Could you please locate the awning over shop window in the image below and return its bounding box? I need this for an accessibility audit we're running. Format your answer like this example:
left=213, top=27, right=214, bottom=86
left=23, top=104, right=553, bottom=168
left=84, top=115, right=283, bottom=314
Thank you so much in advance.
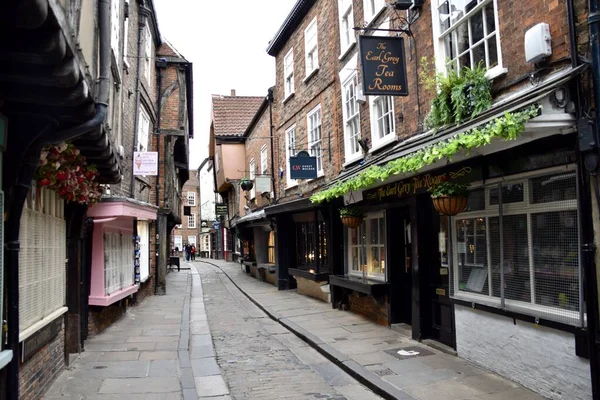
left=232, top=209, right=266, bottom=227
left=87, top=197, right=158, bottom=220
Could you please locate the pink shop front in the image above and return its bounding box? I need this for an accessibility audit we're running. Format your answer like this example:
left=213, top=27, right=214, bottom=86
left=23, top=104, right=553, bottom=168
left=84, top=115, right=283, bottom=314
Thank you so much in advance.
left=86, top=198, right=157, bottom=317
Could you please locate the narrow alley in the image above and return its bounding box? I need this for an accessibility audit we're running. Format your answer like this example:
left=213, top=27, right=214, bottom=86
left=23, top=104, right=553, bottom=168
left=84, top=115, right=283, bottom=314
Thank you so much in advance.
left=44, top=261, right=545, bottom=400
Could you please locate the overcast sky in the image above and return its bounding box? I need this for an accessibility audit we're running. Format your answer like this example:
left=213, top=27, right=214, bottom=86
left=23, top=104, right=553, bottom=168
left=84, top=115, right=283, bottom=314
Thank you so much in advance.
left=153, top=0, right=297, bottom=169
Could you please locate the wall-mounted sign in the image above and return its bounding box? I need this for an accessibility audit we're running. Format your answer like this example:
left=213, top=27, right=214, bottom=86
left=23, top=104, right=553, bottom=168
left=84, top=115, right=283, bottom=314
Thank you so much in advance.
left=215, top=203, right=227, bottom=216
left=290, top=150, right=317, bottom=179
left=133, top=151, right=158, bottom=176
left=359, top=35, right=408, bottom=96
left=201, top=220, right=209, bottom=228
left=21, top=316, right=62, bottom=362
left=364, top=165, right=481, bottom=202
left=256, top=176, right=271, bottom=192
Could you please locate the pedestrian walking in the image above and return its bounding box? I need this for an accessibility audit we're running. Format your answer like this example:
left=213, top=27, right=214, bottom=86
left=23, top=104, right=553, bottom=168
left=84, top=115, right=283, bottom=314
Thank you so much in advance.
left=185, top=243, right=190, bottom=261
left=191, top=245, right=196, bottom=261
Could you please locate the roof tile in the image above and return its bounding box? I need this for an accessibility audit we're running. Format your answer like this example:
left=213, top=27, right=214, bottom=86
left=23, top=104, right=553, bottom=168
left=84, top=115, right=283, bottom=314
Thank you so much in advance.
left=212, top=95, right=264, bottom=137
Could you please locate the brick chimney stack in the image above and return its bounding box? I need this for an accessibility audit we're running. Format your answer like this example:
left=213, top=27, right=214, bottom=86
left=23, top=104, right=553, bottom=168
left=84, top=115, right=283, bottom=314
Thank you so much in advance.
left=230, top=89, right=236, bottom=96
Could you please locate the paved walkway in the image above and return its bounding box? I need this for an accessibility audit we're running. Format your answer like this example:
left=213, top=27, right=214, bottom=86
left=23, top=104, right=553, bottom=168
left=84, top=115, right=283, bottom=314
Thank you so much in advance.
left=44, top=268, right=230, bottom=399
left=200, top=259, right=545, bottom=400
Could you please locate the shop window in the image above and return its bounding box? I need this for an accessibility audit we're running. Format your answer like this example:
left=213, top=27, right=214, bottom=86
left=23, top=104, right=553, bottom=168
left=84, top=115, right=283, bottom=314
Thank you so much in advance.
left=296, top=219, right=328, bottom=272
left=137, top=221, right=150, bottom=282
left=348, top=211, right=386, bottom=281
left=19, top=188, right=66, bottom=333
left=104, top=232, right=134, bottom=295
left=449, top=169, right=581, bottom=326
left=268, top=231, right=275, bottom=264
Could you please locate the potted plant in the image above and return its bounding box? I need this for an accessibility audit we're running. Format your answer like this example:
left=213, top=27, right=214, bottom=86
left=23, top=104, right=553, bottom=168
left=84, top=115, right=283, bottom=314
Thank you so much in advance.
left=240, top=177, right=253, bottom=191
left=428, top=181, right=470, bottom=216
left=339, top=205, right=364, bottom=229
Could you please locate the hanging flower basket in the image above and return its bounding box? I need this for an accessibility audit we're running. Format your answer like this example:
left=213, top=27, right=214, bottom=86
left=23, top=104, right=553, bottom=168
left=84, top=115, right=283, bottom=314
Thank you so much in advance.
left=428, top=182, right=469, bottom=216
left=240, top=178, right=253, bottom=191
left=340, top=206, right=363, bottom=229
left=36, top=142, right=102, bottom=205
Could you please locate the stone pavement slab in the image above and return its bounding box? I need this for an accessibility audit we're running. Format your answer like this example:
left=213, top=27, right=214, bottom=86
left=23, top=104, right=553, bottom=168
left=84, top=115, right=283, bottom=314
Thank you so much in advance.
left=44, top=268, right=230, bottom=400
left=201, top=258, right=547, bottom=400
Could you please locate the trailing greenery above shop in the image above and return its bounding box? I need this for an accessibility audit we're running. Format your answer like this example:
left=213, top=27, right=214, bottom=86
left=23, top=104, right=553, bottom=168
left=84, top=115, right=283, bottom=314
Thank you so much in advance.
left=420, top=58, right=492, bottom=130
left=310, top=104, right=541, bottom=204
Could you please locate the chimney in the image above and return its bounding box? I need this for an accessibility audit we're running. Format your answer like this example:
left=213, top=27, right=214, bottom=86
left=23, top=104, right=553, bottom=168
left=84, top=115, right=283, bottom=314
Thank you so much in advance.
left=230, top=89, right=236, bottom=96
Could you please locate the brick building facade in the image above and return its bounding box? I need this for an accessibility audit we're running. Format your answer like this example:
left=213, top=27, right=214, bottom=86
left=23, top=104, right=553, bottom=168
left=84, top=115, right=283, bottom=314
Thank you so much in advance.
left=172, top=170, right=200, bottom=255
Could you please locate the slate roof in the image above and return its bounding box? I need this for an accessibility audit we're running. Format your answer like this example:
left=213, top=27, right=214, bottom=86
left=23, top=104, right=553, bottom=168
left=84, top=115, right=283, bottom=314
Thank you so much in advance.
left=211, top=95, right=264, bottom=137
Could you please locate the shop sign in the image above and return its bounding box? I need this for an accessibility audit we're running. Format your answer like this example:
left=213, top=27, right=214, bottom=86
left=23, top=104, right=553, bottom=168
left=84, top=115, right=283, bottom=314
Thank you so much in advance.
left=256, top=176, right=271, bottom=192
left=359, top=35, right=408, bottom=96
left=364, top=165, right=480, bottom=202
left=133, top=151, right=158, bottom=176
left=290, top=151, right=317, bottom=179
left=215, top=203, right=227, bottom=216
left=21, top=316, right=62, bottom=362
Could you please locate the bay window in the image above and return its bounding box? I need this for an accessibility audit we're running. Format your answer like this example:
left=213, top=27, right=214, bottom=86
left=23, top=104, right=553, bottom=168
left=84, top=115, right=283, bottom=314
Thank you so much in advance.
left=447, top=168, right=582, bottom=326
left=104, top=232, right=134, bottom=295
left=296, top=214, right=328, bottom=273
left=431, top=0, right=504, bottom=76
left=348, top=211, right=386, bottom=281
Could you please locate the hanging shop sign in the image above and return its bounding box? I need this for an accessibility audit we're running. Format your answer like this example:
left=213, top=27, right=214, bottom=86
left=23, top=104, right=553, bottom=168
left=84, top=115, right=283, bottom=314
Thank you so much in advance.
left=359, top=35, right=408, bottom=96
left=290, top=151, right=317, bottom=179
left=256, top=176, right=271, bottom=192
left=215, top=203, right=227, bottom=216
left=364, top=165, right=481, bottom=202
left=133, top=151, right=158, bottom=176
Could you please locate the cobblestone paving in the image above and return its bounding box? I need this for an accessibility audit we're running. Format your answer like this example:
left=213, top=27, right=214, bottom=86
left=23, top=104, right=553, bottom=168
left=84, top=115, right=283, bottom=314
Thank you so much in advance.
left=197, top=263, right=382, bottom=400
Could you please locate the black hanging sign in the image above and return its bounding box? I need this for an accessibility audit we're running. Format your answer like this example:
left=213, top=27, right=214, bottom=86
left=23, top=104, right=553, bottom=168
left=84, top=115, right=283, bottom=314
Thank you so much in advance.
left=290, top=151, right=317, bottom=179
left=359, top=35, right=409, bottom=96
left=215, top=203, right=228, bottom=216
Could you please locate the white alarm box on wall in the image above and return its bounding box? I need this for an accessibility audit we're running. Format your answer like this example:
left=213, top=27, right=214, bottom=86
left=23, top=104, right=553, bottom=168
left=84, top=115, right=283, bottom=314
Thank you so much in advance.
left=524, top=23, right=552, bottom=63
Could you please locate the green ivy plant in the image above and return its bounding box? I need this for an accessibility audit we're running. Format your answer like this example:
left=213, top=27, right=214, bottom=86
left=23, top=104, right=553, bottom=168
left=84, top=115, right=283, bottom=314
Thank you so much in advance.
left=428, top=182, right=469, bottom=198
left=310, top=104, right=541, bottom=204
left=339, top=205, right=363, bottom=218
left=420, top=58, right=492, bottom=130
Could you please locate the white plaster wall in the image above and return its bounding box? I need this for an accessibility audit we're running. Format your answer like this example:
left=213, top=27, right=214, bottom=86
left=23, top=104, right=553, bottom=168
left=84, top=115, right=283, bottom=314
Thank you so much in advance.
left=455, top=305, right=592, bottom=400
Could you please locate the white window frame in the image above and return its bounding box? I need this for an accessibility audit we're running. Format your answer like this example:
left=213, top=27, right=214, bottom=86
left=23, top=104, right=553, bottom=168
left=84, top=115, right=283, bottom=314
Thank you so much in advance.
left=347, top=211, right=386, bottom=281
left=307, top=105, right=323, bottom=176
left=137, top=107, right=150, bottom=152
left=261, top=144, right=268, bottom=175
left=144, top=25, right=152, bottom=87
left=449, top=166, right=582, bottom=326
left=187, top=191, right=196, bottom=206
left=284, top=49, right=295, bottom=100
left=285, top=125, right=297, bottom=188
left=188, top=213, right=196, bottom=229
left=249, top=158, right=256, bottom=199
left=340, top=54, right=362, bottom=165
left=304, top=18, right=319, bottom=78
left=188, top=235, right=197, bottom=247
left=123, top=0, right=130, bottom=68
left=110, top=0, right=120, bottom=60
left=338, top=0, right=356, bottom=57
left=369, top=94, right=396, bottom=150
left=104, top=231, right=134, bottom=296
left=137, top=221, right=150, bottom=282
left=430, top=0, right=505, bottom=79
left=363, top=0, right=386, bottom=25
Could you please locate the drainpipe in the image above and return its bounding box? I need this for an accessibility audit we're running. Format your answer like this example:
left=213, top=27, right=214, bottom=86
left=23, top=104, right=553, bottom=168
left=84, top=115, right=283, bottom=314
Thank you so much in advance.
left=5, top=0, right=112, bottom=398
left=267, top=88, right=276, bottom=204
left=130, top=4, right=149, bottom=197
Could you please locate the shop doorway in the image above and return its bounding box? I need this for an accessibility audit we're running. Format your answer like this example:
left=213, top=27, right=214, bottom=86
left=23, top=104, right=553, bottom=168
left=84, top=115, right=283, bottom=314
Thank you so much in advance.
left=388, top=207, right=412, bottom=326
left=430, top=215, right=456, bottom=349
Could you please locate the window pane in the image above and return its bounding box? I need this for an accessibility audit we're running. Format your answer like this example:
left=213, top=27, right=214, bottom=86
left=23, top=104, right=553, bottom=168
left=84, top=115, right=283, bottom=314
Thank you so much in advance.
left=490, top=183, right=524, bottom=205
left=487, top=35, right=498, bottom=68
left=484, top=2, right=496, bottom=33
left=370, top=218, right=378, bottom=244
left=533, top=211, right=579, bottom=311
left=466, top=188, right=485, bottom=211
left=379, top=217, right=385, bottom=245
left=530, top=173, right=577, bottom=203
left=503, top=214, right=531, bottom=302
left=471, top=10, right=484, bottom=44
left=472, top=42, right=485, bottom=68
left=456, top=217, right=489, bottom=294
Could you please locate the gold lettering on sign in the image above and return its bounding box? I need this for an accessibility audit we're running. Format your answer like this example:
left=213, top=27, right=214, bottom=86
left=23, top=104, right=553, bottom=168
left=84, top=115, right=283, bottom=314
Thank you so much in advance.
left=364, top=39, right=403, bottom=93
